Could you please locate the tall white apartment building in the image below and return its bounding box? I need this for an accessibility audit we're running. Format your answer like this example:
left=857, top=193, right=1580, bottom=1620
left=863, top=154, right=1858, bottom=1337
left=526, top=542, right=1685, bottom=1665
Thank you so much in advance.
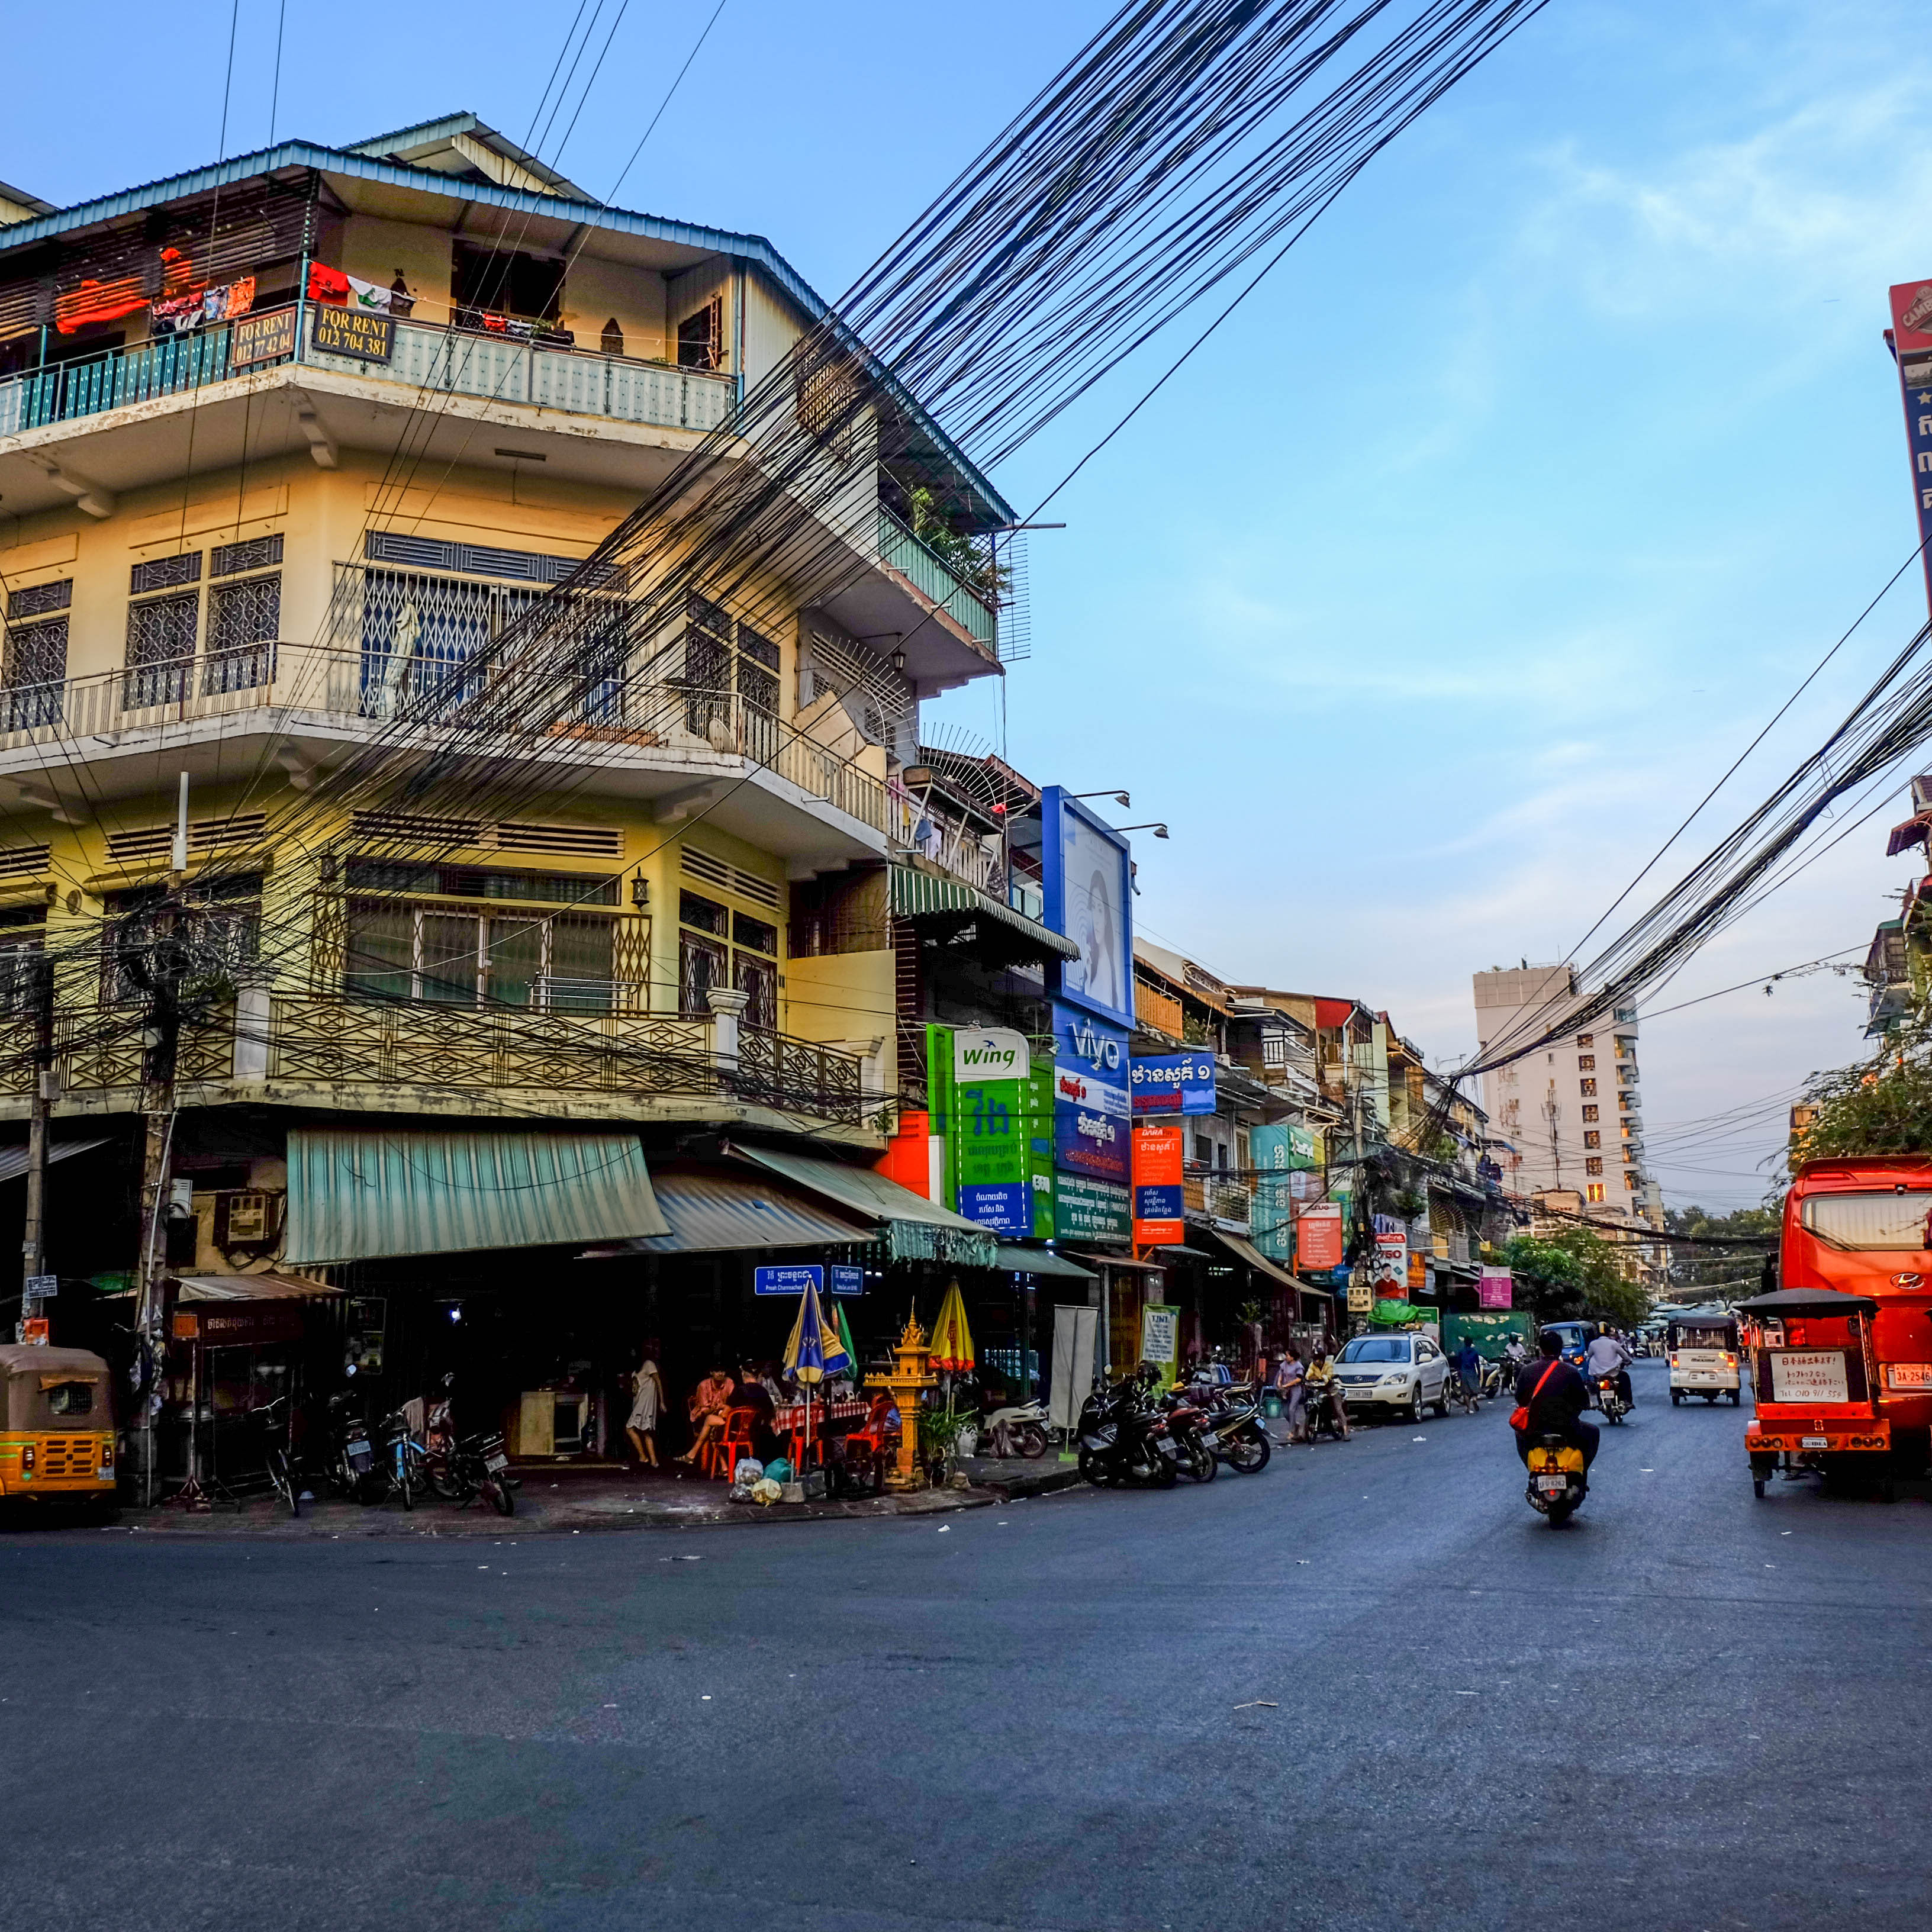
left=1471, top=964, right=1657, bottom=1221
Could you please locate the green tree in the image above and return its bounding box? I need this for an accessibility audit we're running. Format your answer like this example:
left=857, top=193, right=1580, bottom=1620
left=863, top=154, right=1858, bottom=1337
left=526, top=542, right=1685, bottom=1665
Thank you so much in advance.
left=1496, top=1229, right=1651, bottom=1328
left=1793, top=997, right=1932, bottom=1162
left=1663, top=1203, right=1778, bottom=1302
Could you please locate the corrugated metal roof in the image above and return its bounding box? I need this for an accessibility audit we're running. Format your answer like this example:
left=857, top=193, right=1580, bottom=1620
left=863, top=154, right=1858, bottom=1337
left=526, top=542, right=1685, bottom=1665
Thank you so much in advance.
left=0, top=1138, right=112, bottom=1185
left=285, top=1129, right=666, bottom=1264
left=591, top=1167, right=873, bottom=1256
left=890, top=866, right=1080, bottom=961
left=729, top=1142, right=1000, bottom=1268
left=173, top=1272, right=343, bottom=1302
left=991, top=1243, right=1096, bottom=1281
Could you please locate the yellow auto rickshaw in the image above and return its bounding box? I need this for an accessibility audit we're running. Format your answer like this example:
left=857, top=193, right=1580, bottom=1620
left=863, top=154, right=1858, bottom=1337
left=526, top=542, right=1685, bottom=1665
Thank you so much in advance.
left=0, top=1344, right=118, bottom=1508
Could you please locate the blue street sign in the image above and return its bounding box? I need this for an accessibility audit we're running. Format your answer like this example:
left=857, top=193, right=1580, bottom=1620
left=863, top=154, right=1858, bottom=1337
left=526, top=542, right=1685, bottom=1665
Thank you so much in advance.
left=828, top=1265, right=864, bottom=1296
left=754, top=1264, right=823, bottom=1297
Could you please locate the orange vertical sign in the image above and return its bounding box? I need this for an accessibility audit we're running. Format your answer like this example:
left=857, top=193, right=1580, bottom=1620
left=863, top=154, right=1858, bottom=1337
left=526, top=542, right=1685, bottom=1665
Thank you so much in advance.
left=1132, top=1120, right=1185, bottom=1247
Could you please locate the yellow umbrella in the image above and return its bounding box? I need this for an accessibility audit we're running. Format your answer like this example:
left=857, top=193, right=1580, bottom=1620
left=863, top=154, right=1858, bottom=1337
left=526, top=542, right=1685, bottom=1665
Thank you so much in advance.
left=929, top=1279, right=976, bottom=1374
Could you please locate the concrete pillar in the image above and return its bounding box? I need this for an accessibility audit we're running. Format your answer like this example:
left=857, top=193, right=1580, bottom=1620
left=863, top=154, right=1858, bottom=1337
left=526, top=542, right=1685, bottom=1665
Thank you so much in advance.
left=232, top=965, right=280, bottom=1080
left=707, top=985, right=750, bottom=1075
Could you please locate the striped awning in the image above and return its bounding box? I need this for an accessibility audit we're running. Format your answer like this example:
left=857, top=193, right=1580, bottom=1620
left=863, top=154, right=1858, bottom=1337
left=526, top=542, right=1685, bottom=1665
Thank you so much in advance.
left=285, top=1130, right=667, bottom=1264
left=889, top=865, right=1080, bottom=961
left=584, top=1166, right=874, bottom=1256
left=730, top=1141, right=1000, bottom=1268
left=991, top=1243, right=1097, bottom=1281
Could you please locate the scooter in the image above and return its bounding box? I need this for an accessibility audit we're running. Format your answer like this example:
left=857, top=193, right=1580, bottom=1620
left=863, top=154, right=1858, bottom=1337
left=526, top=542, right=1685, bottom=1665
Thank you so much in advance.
left=1199, top=1389, right=1271, bottom=1474
left=1524, top=1432, right=1588, bottom=1526
left=979, top=1397, right=1051, bottom=1460
left=1076, top=1372, right=1184, bottom=1488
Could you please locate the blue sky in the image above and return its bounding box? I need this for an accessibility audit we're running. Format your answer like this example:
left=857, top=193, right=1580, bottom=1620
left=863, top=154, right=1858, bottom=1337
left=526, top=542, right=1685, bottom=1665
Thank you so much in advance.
left=8, top=1, right=1929, bottom=1208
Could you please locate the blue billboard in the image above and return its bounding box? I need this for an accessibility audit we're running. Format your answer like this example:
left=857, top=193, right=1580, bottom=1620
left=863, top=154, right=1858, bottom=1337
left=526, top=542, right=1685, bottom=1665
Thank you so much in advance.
left=1041, top=788, right=1135, bottom=1032
left=1129, top=1049, right=1216, bottom=1117
left=1051, top=1000, right=1130, bottom=1186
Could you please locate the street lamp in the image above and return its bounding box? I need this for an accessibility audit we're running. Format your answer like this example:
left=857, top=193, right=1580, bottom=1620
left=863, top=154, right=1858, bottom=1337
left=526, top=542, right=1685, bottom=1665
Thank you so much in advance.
left=1115, top=822, right=1170, bottom=839
left=1066, top=788, right=1131, bottom=807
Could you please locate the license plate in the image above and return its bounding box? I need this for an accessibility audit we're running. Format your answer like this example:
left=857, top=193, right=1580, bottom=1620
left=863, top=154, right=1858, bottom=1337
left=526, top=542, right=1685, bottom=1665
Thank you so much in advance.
left=1887, top=1363, right=1932, bottom=1390
left=1801, top=1437, right=1827, bottom=1450
left=485, top=1453, right=509, bottom=1473
left=1536, top=1474, right=1566, bottom=1494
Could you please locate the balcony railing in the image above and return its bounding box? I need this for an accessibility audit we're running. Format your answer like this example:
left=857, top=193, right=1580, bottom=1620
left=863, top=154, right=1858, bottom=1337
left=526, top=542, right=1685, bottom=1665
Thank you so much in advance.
left=887, top=789, right=999, bottom=892
left=876, top=507, right=997, bottom=648
left=1134, top=980, right=1186, bottom=1040
left=0, top=994, right=865, bottom=1125
left=0, top=639, right=891, bottom=837
left=0, top=305, right=736, bottom=442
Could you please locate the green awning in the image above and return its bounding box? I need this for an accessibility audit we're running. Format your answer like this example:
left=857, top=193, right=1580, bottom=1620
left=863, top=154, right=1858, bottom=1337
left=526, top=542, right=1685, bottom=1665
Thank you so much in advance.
left=285, top=1129, right=667, bottom=1264
left=890, top=864, right=1080, bottom=961
left=585, top=1166, right=874, bottom=1256
left=729, top=1141, right=1000, bottom=1268
left=991, top=1243, right=1097, bottom=1281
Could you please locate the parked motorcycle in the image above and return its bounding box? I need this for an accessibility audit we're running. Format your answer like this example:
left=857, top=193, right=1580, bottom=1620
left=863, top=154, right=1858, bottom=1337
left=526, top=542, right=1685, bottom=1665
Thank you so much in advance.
left=1161, top=1389, right=1219, bottom=1482
left=979, top=1397, right=1051, bottom=1460
left=1077, top=1371, right=1183, bottom=1488
left=1524, top=1431, right=1589, bottom=1525
left=1198, top=1388, right=1271, bottom=1474
left=447, top=1431, right=517, bottom=1515
left=1477, top=1356, right=1510, bottom=1403
left=324, top=1393, right=385, bottom=1504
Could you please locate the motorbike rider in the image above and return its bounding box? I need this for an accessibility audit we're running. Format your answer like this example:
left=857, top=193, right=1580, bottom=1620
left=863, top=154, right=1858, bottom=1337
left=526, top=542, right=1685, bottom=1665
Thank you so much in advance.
left=1583, top=1327, right=1635, bottom=1412
left=1304, top=1348, right=1350, bottom=1440
left=1514, top=1329, right=1598, bottom=1471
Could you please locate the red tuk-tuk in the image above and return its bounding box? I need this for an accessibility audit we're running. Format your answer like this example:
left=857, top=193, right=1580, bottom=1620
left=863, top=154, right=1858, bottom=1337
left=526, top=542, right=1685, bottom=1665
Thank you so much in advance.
left=1737, top=1287, right=1890, bottom=1499
left=1779, top=1157, right=1932, bottom=1473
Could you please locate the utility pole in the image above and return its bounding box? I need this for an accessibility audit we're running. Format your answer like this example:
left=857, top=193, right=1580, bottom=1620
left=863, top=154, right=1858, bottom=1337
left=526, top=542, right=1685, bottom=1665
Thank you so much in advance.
left=132, top=774, right=191, bottom=1502
left=20, top=948, right=56, bottom=1294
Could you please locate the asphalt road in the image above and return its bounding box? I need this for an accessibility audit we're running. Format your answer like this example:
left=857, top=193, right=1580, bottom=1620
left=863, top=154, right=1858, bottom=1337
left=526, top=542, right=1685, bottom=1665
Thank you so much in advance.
left=3, top=1357, right=1928, bottom=1932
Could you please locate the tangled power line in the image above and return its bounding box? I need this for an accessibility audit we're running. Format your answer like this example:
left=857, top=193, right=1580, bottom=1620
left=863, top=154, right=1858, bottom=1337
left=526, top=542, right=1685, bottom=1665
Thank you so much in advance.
left=8, top=0, right=1560, bottom=1120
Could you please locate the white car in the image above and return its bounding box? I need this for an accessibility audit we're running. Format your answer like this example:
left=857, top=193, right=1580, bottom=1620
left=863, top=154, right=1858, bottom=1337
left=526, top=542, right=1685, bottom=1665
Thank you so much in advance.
left=1332, top=1334, right=1452, bottom=1422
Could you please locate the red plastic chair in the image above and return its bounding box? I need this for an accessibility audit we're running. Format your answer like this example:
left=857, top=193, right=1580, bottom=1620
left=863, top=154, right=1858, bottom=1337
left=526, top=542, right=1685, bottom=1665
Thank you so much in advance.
left=706, top=1412, right=753, bottom=1480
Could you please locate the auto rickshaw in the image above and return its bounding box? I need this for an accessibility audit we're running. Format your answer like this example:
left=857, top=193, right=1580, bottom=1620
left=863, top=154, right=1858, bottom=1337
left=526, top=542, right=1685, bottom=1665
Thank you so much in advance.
left=1667, top=1310, right=1741, bottom=1405
left=0, top=1345, right=118, bottom=1509
left=1735, top=1287, right=1891, bottom=1500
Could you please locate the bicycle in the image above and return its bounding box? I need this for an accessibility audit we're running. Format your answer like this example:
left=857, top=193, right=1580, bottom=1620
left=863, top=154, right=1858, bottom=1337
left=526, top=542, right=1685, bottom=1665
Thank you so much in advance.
left=249, top=1396, right=302, bottom=1518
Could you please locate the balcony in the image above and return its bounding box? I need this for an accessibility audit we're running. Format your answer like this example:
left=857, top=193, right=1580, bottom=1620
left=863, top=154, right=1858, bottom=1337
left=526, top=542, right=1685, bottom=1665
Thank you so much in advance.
left=0, top=305, right=736, bottom=443
left=0, top=993, right=867, bottom=1129
left=875, top=507, right=997, bottom=649
left=1134, top=979, right=1186, bottom=1041
left=1183, top=1172, right=1252, bottom=1231
left=0, top=635, right=893, bottom=845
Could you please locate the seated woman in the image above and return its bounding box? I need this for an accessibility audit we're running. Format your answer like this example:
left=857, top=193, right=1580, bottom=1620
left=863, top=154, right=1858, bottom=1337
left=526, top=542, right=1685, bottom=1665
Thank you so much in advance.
left=676, top=1362, right=736, bottom=1466
left=730, top=1360, right=781, bottom=1464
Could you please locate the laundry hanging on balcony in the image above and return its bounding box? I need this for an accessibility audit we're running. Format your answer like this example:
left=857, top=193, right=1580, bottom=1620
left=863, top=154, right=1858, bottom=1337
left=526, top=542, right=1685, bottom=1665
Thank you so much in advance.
left=306, top=262, right=392, bottom=309
left=54, top=275, right=149, bottom=334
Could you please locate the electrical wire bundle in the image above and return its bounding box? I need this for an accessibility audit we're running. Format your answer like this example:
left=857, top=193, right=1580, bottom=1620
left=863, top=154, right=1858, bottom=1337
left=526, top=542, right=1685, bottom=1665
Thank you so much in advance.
left=5, top=0, right=1557, bottom=1123
left=1468, top=617, right=1932, bottom=1081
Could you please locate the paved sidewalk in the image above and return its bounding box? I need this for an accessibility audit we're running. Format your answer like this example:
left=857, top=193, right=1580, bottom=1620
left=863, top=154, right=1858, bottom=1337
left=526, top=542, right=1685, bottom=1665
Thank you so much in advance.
left=62, top=1456, right=1089, bottom=1540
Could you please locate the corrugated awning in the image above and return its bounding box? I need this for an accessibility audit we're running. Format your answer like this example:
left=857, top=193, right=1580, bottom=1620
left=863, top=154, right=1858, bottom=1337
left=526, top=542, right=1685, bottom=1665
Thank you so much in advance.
left=583, top=1166, right=873, bottom=1256
left=285, top=1130, right=667, bottom=1264
left=1065, top=1250, right=1165, bottom=1274
left=890, top=864, right=1080, bottom=961
left=0, top=1138, right=111, bottom=1184
left=991, top=1243, right=1097, bottom=1281
left=173, top=1272, right=344, bottom=1302
left=729, top=1142, right=1000, bottom=1268
left=1203, top=1227, right=1300, bottom=1292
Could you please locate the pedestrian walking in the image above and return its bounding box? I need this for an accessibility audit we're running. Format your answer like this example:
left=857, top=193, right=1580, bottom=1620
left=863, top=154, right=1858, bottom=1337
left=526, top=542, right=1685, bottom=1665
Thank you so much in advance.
left=624, top=1352, right=665, bottom=1467
left=1277, top=1348, right=1308, bottom=1442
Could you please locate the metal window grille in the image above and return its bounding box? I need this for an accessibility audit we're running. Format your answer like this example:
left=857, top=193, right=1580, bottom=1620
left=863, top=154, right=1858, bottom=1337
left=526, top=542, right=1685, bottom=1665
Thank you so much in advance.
left=130, top=553, right=201, bottom=595
left=124, top=593, right=198, bottom=707
left=1, top=616, right=67, bottom=727
left=212, top=534, right=284, bottom=577
left=7, top=579, right=70, bottom=621
left=206, top=574, right=280, bottom=693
